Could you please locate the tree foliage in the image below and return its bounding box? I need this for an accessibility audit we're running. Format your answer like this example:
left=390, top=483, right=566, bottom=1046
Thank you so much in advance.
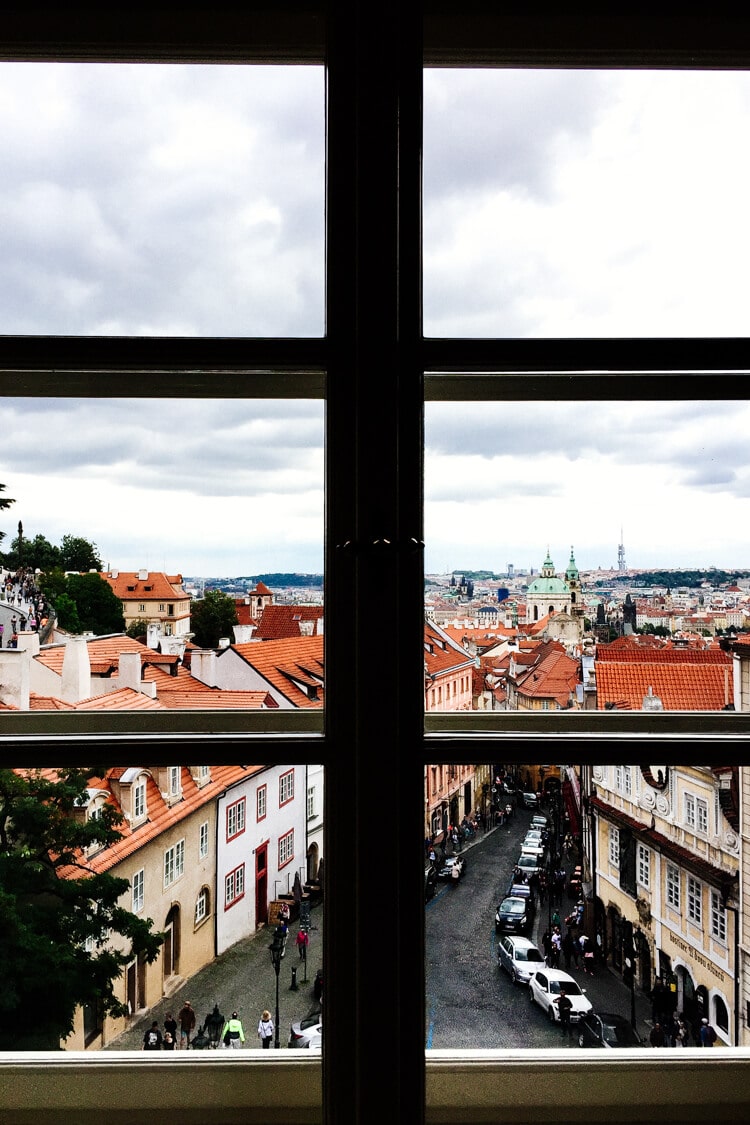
left=190, top=589, right=239, bottom=648
left=65, top=573, right=125, bottom=634
left=0, top=767, right=163, bottom=1049
left=0, top=482, right=15, bottom=546
left=2, top=530, right=102, bottom=573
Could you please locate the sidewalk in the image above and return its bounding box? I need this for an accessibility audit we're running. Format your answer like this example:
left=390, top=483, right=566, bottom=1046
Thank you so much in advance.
left=105, top=904, right=323, bottom=1051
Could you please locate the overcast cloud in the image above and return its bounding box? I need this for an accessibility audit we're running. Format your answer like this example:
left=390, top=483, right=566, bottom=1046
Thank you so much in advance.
left=2, top=65, right=749, bottom=578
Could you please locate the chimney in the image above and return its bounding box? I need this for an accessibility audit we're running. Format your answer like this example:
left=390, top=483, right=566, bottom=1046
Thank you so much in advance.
left=233, top=624, right=257, bottom=644
left=191, top=649, right=218, bottom=687
left=117, top=651, right=143, bottom=692
left=0, top=648, right=31, bottom=710
left=138, top=568, right=148, bottom=581
left=61, top=635, right=91, bottom=703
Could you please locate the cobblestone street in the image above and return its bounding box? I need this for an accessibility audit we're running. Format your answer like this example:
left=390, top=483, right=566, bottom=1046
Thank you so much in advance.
left=105, top=904, right=323, bottom=1051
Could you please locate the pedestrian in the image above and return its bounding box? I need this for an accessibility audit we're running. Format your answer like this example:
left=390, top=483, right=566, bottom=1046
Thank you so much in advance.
left=550, top=928, right=561, bottom=969
left=295, top=927, right=309, bottom=960
left=674, top=1014, right=690, bottom=1047
left=561, top=930, right=574, bottom=972
left=163, top=1030, right=176, bottom=1051
left=142, top=1021, right=163, bottom=1051
left=164, top=1011, right=178, bottom=1043
left=649, top=1022, right=666, bottom=1047
left=541, top=929, right=552, bottom=966
left=578, top=933, right=594, bottom=974
left=178, top=1000, right=196, bottom=1049
left=204, top=1004, right=225, bottom=1048
left=556, top=988, right=573, bottom=1039
left=649, top=976, right=667, bottom=1023
left=221, top=1010, right=246, bottom=1049
left=258, top=1009, right=274, bottom=1049
left=699, top=1017, right=717, bottom=1047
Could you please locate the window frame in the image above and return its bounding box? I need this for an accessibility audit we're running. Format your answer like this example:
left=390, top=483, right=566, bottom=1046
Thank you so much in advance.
left=3, top=7, right=750, bottom=1125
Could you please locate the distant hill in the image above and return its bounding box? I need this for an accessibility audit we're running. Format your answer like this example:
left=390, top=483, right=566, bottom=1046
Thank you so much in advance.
left=248, top=573, right=324, bottom=588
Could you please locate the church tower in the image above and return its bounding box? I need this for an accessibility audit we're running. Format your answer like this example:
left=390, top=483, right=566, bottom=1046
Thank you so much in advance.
left=565, top=546, right=585, bottom=622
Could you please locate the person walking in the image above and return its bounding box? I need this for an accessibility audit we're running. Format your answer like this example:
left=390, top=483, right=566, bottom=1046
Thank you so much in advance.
left=164, top=1011, right=178, bottom=1045
left=555, top=989, right=573, bottom=1039
left=204, top=1004, right=226, bottom=1049
left=295, top=927, right=309, bottom=960
left=649, top=1023, right=666, bottom=1047
left=258, top=1009, right=275, bottom=1049
left=142, top=1021, right=163, bottom=1051
left=221, top=1011, right=246, bottom=1049
left=177, top=1000, right=196, bottom=1049
left=699, top=1017, right=717, bottom=1047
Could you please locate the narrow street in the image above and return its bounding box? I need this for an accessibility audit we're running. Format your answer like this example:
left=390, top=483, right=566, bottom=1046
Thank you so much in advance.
left=425, top=808, right=653, bottom=1049
left=105, top=905, right=323, bottom=1051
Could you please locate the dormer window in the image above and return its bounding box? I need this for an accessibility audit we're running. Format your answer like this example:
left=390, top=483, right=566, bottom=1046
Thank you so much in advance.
left=169, top=766, right=181, bottom=797
left=133, top=777, right=146, bottom=821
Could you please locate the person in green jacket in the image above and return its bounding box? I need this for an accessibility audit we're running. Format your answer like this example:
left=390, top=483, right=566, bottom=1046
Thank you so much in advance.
left=221, top=1011, right=246, bottom=1049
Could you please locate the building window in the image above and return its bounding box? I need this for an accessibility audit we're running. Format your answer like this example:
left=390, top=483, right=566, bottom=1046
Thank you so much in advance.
left=132, top=869, right=144, bottom=913
left=615, top=766, right=632, bottom=797
left=608, top=825, right=620, bottom=866
left=133, top=778, right=146, bottom=820
left=199, top=821, right=209, bottom=859
left=307, top=786, right=316, bottom=818
left=138, top=603, right=145, bottom=612
left=225, top=864, right=245, bottom=909
left=637, top=843, right=650, bottom=889
left=257, top=784, right=267, bottom=821
left=687, top=875, right=703, bottom=926
left=715, top=995, right=729, bottom=1034
left=279, top=829, right=294, bottom=868
left=226, top=798, right=246, bottom=841
left=279, top=769, right=294, bottom=806
left=685, top=793, right=709, bottom=834
left=711, top=889, right=727, bottom=942
left=666, top=863, right=680, bottom=910
left=195, top=887, right=210, bottom=926
left=164, top=840, right=185, bottom=888
left=169, top=767, right=181, bottom=796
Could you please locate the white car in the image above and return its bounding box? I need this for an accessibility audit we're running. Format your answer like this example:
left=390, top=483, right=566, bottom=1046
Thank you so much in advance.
left=528, top=968, right=592, bottom=1024
left=496, top=935, right=545, bottom=984
left=515, top=852, right=542, bottom=878
left=289, top=1013, right=323, bottom=1048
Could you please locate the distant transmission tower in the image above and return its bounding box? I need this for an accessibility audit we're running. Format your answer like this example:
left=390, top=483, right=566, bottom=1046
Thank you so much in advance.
left=617, top=528, right=626, bottom=572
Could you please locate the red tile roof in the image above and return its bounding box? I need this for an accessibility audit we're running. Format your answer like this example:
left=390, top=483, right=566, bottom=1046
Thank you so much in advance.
left=228, top=636, right=324, bottom=707
left=100, top=571, right=186, bottom=600
left=595, top=659, right=734, bottom=710
left=255, top=604, right=324, bottom=640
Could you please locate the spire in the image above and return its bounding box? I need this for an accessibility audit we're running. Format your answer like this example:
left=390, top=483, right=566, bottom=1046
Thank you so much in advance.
left=565, top=546, right=579, bottom=581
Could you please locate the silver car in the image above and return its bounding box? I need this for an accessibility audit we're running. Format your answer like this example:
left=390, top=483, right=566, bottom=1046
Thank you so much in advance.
left=496, top=935, right=545, bottom=984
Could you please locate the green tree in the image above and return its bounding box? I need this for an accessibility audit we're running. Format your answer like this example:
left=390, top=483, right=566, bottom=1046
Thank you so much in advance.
left=65, top=573, right=125, bottom=634
left=0, top=767, right=163, bottom=1049
left=59, top=535, right=103, bottom=572
left=53, top=592, right=82, bottom=634
left=4, top=532, right=60, bottom=572
left=190, top=589, right=239, bottom=648
left=126, top=617, right=150, bottom=641
left=0, top=483, right=16, bottom=549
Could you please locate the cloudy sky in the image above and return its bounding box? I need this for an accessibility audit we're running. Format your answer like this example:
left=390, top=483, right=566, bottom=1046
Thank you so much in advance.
left=2, top=65, right=750, bottom=577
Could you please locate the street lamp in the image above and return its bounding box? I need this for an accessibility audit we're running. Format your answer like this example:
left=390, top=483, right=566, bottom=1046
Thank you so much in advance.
left=269, top=924, right=286, bottom=1048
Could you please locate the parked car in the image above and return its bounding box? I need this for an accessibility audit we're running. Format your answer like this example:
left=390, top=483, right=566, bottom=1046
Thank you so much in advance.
left=289, top=1012, right=323, bottom=1048
left=577, top=1010, right=643, bottom=1049
left=515, top=852, right=542, bottom=878
left=495, top=892, right=536, bottom=935
left=520, top=791, right=539, bottom=809
left=528, top=968, right=592, bottom=1024
left=436, top=855, right=466, bottom=881
left=497, top=935, right=545, bottom=985
left=521, top=834, right=545, bottom=857
left=530, top=814, right=549, bottom=831
left=424, top=862, right=438, bottom=901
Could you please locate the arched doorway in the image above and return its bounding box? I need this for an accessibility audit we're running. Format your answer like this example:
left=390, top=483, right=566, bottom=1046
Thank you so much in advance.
left=163, top=904, right=180, bottom=983
left=307, top=841, right=320, bottom=882
left=634, top=928, right=652, bottom=994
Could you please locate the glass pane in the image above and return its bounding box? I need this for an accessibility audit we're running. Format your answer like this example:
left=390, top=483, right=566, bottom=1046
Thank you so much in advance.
left=424, top=70, right=750, bottom=337
left=425, top=398, right=749, bottom=713
left=0, top=761, right=323, bottom=1053
left=0, top=397, right=323, bottom=713
left=425, top=762, right=740, bottom=1048
left=0, top=63, right=324, bottom=336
